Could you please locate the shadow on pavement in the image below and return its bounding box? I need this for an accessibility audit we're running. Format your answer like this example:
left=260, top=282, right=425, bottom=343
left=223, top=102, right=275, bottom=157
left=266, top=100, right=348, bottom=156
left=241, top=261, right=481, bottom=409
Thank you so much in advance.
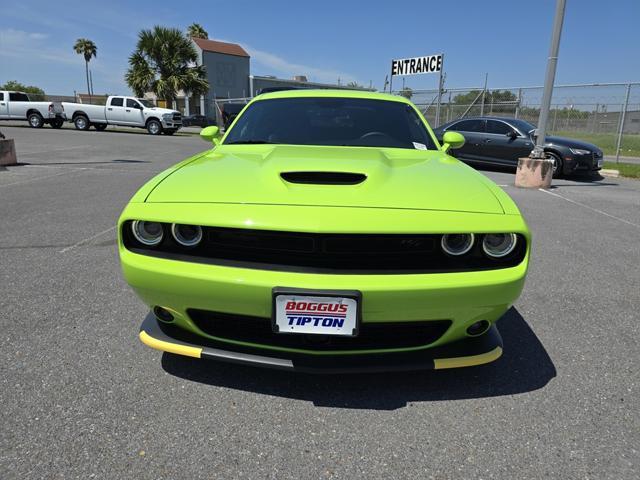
left=162, top=307, right=556, bottom=410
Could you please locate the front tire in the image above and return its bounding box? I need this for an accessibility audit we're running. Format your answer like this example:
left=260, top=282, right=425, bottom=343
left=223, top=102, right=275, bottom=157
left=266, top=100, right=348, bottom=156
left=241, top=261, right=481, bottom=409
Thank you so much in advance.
left=74, top=115, right=90, bottom=131
left=28, top=113, right=44, bottom=128
left=546, top=152, right=564, bottom=179
left=146, top=120, right=162, bottom=135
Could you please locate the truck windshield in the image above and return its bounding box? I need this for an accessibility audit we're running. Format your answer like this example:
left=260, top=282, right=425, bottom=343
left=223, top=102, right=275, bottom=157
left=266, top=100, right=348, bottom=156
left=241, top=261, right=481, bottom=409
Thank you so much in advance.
left=137, top=99, right=156, bottom=108
left=224, top=97, right=436, bottom=150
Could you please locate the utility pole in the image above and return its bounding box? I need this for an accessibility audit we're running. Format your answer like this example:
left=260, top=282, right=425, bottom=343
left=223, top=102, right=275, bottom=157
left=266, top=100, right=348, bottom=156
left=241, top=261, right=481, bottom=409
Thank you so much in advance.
left=480, top=73, right=488, bottom=116
left=516, top=0, right=566, bottom=189
left=435, top=57, right=445, bottom=127
left=531, top=0, right=566, bottom=159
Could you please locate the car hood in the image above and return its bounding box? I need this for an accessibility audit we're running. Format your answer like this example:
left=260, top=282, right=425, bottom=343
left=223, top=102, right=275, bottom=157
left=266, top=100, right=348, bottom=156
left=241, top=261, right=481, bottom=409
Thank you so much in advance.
left=145, top=145, right=505, bottom=214
left=145, top=107, right=179, bottom=116
left=543, top=135, right=600, bottom=151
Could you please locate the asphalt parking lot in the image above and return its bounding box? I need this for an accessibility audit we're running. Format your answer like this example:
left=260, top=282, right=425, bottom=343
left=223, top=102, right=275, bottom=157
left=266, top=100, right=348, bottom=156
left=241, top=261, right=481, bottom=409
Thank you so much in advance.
left=1, top=124, right=638, bottom=479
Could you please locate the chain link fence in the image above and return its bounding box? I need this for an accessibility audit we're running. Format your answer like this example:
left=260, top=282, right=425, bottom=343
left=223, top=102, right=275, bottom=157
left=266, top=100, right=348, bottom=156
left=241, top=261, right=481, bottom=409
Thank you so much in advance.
left=398, top=82, right=640, bottom=162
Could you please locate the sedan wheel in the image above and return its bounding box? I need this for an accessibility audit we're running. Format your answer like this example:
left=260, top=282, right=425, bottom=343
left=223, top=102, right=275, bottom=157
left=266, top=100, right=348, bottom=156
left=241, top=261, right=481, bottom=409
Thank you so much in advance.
left=546, top=152, right=563, bottom=179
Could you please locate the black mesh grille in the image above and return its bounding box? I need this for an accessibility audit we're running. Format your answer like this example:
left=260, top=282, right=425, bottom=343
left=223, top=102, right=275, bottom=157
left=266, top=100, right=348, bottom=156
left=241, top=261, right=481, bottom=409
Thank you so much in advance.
left=123, top=223, right=527, bottom=273
left=188, top=309, right=451, bottom=351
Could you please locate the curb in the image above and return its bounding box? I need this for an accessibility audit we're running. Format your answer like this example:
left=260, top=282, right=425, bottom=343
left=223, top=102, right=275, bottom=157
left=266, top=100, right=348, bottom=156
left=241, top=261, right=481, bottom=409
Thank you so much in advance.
left=600, top=169, right=619, bottom=178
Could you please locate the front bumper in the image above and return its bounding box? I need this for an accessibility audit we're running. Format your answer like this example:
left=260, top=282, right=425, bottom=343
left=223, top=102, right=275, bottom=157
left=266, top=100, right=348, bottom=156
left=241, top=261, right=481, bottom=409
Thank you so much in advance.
left=567, top=152, right=603, bottom=173
left=161, top=119, right=182, bottom=130
left=140, top=312, right=503, bottom=373
left=120, top=203, right=529, bottom=362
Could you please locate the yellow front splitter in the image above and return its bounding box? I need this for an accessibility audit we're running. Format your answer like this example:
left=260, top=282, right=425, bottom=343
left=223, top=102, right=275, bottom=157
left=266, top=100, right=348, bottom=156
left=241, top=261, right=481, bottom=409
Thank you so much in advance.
left=139, top=313, right=503, bottom=373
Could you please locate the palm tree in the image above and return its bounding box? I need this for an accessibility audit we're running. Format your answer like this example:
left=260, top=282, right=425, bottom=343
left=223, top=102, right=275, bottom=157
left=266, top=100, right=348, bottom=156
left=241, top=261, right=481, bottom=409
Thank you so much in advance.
left=187, top=23, right=208, bottom=39
left=125, top=26, right=208, bottom=104
left=73, top=38, right=97, bottom=100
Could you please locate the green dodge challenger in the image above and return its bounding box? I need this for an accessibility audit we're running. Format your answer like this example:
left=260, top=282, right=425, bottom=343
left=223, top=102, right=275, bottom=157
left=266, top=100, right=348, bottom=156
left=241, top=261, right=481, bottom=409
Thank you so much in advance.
left=118, top=89, right=530, bottom=373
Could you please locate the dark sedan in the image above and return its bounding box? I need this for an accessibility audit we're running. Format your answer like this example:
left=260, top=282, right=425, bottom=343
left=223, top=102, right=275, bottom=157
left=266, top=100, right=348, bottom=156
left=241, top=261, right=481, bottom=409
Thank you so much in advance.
left=182, top=114, right=209, bottom=128
left=433, top=117, right=603, bottom=178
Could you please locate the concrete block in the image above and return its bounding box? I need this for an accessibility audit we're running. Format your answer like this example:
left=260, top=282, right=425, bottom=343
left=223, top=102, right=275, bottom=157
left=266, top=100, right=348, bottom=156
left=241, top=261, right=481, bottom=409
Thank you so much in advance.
left=0, top=138, right=17, bottom=166
left=515, top=157, right=553, bottom=189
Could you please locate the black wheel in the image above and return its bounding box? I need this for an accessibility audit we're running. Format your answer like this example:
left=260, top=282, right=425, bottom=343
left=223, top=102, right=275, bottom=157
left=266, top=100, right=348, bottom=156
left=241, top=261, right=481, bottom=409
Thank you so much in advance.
left=146, top=119, right=162, bottom=135
left=28, top=112, right=44, bottom=128
left=546, top=151, right=563, bottom=179
left=163, top=129, right=176, bottom=136
left=50, top=119, right=64, bottom=129
left=74, top=115, right=90, bottom=131
left=94, top=123, right=107, bottom=131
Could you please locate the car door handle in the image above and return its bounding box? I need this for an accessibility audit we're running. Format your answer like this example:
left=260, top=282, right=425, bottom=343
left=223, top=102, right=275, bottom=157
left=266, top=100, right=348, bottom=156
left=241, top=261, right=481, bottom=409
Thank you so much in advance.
left=484, top=139, right=492, bottom=143
left=126, top=109, right=131, bottom=112
left=107, top=108, right=113, bottom=111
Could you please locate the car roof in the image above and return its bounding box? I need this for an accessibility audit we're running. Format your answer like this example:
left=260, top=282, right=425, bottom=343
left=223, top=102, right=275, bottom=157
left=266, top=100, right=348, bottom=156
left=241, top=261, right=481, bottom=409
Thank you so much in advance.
left=449, top=116, right=533, bottom=123
left=255, top=88, right=410, bottom=104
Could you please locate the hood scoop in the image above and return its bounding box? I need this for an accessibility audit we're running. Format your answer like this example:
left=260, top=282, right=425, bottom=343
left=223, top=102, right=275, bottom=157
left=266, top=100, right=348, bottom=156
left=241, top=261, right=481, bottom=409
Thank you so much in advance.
left=280, top=171, right=367, bottom=185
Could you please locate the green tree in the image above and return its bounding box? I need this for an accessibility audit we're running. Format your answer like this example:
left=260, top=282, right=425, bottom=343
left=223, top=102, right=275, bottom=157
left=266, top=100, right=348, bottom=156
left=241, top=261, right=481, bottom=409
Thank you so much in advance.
left=187, top=23, right=208, bottom=39
left=0, top=80, right=45, bottom=100
left=73, top=38, right=97, bottom=99
left=125, top=26, right=209, bottom=102
left=398, top=87, right=413, bottom=99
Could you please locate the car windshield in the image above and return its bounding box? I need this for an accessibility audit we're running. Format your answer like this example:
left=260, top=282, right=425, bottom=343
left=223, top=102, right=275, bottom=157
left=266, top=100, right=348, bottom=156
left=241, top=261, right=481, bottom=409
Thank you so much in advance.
left=137, top=99, right=156, bottom=108
left=510, top=119, right=536, bottom=134
left=223, top=97, right=437, bottom=150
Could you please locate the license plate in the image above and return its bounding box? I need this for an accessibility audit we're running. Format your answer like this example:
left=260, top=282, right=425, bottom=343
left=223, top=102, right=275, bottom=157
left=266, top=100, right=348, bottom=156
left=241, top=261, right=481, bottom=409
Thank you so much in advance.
left=597, top=158, right=603, bottom=168
left=272, top=289, right=360, bottom=337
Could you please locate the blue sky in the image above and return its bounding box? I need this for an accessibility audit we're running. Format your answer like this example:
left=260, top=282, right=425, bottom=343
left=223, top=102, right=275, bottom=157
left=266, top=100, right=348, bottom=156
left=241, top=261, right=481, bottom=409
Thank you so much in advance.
left=1, top=0, right=638, bottom=95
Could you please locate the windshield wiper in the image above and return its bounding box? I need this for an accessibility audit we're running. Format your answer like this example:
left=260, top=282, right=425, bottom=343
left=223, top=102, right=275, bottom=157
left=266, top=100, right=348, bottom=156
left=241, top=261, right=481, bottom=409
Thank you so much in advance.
left=225, top=139, right=275, bottom=145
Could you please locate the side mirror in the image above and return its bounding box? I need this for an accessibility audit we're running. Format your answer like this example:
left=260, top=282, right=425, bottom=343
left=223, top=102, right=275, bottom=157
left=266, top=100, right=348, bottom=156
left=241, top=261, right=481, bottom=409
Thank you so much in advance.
left=200, top=125, right=221, bottom=145
left=441, top=131, right=465, bottom=152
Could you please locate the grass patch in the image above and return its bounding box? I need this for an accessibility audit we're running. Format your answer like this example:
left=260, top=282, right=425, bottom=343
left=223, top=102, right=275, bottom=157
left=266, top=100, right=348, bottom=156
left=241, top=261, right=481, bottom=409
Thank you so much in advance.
left=603, top=161, right=640, bottom=179
left=552, top=131, right=640, bottom=157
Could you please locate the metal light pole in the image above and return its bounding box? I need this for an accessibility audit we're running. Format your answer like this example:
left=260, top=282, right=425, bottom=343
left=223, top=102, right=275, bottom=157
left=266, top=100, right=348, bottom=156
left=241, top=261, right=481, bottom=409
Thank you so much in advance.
left=516, top=0, right=567, bottom=188
left=531, top=0, right=567, bottom=159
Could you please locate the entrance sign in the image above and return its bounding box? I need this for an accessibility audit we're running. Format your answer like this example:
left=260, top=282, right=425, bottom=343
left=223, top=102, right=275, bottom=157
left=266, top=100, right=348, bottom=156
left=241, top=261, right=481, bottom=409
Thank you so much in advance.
left=391, top=54, right=442, bottom=76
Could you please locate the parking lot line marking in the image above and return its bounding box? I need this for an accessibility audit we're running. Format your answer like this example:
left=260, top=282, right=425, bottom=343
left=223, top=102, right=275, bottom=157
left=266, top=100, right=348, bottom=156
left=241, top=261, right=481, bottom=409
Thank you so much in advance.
left=0, top=169, right=87, bottom=188
left=19, top=146, right=90, bottom=156
left=59, top=226, right=116, bottom=253
left=539, top=188, right=639, bottom=229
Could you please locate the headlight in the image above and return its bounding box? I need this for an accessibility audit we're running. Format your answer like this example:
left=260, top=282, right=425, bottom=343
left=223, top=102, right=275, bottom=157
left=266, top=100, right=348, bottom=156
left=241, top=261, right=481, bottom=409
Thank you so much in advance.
left=482, top=233, right=517, bottom=258
left=441, top=233, right=474, bottom=256
left=171, top=224, right=203, bottom=247
left=162, top=113, right=173, bottom=119
left=131, top=220, right=164, bottom=246
left=569, top=148, right=591, bottom=155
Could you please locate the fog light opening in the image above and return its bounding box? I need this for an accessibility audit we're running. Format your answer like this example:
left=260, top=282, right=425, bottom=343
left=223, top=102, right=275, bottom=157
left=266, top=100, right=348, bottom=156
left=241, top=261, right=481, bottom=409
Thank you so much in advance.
left=153, top=306, right=174, bottom=323
left=466, top=320, right=490, bottom=337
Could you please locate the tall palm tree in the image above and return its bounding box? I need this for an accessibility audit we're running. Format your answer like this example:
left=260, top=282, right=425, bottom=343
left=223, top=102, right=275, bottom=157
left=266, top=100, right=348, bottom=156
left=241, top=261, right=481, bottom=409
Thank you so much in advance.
left=187, top=23, right=208, bottom=39
left=125, top=26, right=208, bottom=104
left=73, top=38, right=97, bottom=100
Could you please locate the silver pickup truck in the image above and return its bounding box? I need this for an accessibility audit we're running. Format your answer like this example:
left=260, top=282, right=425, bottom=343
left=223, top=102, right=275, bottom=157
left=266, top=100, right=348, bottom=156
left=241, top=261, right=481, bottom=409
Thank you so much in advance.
left=0, top=91, right=67, bottom=128
left=62, top=96, right=182, bottom=135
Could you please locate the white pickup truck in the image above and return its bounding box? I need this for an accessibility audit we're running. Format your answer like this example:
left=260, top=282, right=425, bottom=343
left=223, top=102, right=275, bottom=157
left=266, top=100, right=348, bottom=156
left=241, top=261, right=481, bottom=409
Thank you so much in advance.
left=62, top=96, right=182, bottom=135
left=0, top=91, right=67, bottom=128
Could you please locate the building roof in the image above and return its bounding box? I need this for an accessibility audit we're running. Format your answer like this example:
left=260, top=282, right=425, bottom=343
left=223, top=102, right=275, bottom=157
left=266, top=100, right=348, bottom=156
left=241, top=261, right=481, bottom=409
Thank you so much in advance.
left=192, top=38, right=249, bottom=58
